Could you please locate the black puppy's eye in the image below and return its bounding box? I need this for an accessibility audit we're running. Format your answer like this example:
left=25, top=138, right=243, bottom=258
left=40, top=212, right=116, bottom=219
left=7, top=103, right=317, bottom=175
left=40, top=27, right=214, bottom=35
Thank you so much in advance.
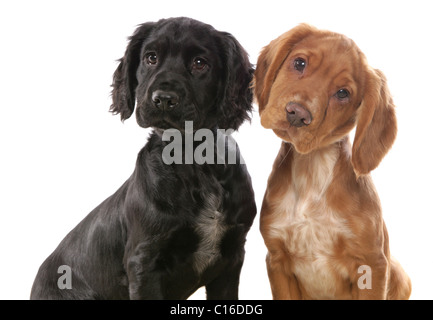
left=145, top=52, right=158, bottom=65
left=192, top=57, right=208, bottom=71
left=294, top=58, right=306, bottom=72
left=336, top=89, right=350, bottom=100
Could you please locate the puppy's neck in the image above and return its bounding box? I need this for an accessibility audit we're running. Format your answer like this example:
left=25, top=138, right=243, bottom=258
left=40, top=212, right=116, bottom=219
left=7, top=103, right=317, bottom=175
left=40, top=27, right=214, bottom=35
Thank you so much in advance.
left=279, top=137, right=352, bottom=196
left=293, top=143, right=338, bottom=195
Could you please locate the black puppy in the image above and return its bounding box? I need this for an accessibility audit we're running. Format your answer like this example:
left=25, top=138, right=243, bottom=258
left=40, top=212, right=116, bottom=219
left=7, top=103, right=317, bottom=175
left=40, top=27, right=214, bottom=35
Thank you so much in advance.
left=30, top=17, right=256, bottom=300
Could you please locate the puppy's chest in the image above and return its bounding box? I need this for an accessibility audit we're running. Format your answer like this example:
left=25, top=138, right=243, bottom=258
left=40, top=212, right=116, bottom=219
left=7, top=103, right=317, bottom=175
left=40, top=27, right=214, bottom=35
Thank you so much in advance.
left=268, top=147, right=353, bottom=297
left=274, top=149, right=351, bottom=258
left=272, top=188, right=353, bottom=298
left=193, top=193, right=228, bottom=274
left=274, top=186, right=342, bottom=250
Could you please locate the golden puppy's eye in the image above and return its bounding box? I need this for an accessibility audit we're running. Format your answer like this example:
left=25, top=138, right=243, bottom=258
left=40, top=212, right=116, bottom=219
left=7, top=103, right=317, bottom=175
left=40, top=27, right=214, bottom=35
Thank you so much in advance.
left=294, top=58, right=306, bottom=72
left=336, top=89, right=350, bottom=100
left=145, top=52, right=158, bottom=65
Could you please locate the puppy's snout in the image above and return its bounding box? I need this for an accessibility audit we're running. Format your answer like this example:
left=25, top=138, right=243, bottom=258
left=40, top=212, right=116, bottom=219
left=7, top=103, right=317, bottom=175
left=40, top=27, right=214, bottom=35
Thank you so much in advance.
left=285, top=102, right=312, bottom=127
left=152, top=90, right=179, bottom=110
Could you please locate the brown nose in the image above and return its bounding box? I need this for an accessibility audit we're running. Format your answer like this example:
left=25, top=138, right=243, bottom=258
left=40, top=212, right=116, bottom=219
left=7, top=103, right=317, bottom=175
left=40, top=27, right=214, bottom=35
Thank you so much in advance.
left=285, top=102, right=312, bottom=127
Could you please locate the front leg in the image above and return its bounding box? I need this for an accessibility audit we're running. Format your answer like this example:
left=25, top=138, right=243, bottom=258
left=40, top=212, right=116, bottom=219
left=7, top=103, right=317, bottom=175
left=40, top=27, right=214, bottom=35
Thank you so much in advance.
left=125, top=227, right=199, bottom=299
left=126, top=249, right=199, bottom=300
left=353, top=254, right=389, bottom=300
left=266, top=252, right=302, bottom=300
left=206, top=260, right=243, bottom=300
left=126, top=248, right=165, bottom=300
left=205, top=223, right=252, bottom=300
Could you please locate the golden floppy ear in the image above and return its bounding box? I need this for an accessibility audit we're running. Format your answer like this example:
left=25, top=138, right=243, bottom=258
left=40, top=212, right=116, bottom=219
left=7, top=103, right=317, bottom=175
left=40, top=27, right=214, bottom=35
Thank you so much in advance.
left=253, top=23, right=317, bottom=113
left=352, top=68, right=397, bottom=176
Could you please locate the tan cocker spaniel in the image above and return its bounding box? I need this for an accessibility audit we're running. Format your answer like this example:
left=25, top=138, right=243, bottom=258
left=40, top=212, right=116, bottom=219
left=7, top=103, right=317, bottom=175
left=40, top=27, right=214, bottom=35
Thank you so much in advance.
left=254, top=24, right=411, bottom=300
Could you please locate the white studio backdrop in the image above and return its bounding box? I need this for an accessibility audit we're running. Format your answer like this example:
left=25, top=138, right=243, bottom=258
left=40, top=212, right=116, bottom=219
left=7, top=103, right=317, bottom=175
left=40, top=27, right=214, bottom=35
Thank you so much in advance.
left=0, top=0, right=432, bottom=300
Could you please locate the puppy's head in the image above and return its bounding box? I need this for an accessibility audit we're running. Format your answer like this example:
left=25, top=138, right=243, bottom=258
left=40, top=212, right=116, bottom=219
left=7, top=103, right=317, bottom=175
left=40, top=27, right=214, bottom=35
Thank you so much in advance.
left=254, top=24, right=397, bottom=175
left=110, top=17, right=253, bottom=131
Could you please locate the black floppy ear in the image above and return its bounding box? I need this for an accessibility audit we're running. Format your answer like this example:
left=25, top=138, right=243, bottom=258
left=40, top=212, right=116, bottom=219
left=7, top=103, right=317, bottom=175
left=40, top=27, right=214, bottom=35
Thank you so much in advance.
left=217, top=32, right=254, bottom=131
left=110, top=22, right=155, bottom=121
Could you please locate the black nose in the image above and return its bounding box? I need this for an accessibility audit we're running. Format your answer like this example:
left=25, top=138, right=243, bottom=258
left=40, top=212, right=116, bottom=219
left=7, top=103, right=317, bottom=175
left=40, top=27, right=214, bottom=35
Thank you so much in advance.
left=285, top=102, right=312, bottom=127
left=152, top=90, right=179, bottom=110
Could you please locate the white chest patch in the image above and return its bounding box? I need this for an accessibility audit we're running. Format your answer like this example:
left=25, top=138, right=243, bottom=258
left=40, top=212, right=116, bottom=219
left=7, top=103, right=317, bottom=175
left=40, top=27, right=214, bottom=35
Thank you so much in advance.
left=268, top=145, right=353, bottom=299
left=193, top=193, right=227, bottom=274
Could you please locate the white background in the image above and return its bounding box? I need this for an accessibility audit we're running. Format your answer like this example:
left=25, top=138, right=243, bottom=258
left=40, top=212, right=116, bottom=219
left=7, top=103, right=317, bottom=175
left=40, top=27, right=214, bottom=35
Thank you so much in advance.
left=1, top=0, right=432, bottom=300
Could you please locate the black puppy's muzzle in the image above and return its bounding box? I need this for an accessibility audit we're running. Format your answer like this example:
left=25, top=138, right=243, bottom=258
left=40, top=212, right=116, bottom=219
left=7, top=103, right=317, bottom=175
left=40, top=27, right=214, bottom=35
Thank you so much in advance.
left=136, top=71, right=194, bottom=129
left=152, top=90, right=179, bottom=111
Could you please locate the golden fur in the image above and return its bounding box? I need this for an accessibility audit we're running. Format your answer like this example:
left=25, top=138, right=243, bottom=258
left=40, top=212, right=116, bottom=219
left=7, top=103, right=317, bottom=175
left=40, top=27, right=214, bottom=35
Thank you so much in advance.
left=254, top=24, right=411, bottom=299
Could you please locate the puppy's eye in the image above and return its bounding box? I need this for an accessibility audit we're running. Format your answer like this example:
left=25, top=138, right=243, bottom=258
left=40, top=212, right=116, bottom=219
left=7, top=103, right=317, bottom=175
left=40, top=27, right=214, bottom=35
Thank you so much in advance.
left=294, top=58, right=306, bottom=72
left=145, top=52, right=158, bottom=65
left=336, top=89, right=350, bottom=100
left=192, top=57, right=208, bottom=71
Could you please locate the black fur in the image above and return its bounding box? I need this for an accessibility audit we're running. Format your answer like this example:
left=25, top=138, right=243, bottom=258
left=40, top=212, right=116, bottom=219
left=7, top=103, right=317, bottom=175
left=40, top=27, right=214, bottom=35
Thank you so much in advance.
left=30, top=17, right=256, bottom=300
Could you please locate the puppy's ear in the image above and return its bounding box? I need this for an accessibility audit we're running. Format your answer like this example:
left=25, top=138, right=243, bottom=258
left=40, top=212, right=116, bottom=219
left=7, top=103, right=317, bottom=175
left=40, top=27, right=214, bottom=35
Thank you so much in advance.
left=352, top=68, right=397, bottom=176
left=110, top=22, right=155, bottom=121
left=217, top=32, right=254, bottom=131
left=254, top=23, right=316, bottom=113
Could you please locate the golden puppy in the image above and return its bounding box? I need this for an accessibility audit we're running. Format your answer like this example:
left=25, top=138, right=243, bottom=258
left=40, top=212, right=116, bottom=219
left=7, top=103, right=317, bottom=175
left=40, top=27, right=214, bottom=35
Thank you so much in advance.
left=254, top=24, right=411, bottom=300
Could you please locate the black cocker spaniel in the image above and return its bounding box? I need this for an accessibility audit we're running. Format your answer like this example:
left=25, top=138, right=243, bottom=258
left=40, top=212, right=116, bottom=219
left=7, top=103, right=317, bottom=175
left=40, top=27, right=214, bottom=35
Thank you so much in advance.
left=31, top=17, right=256, bottom=300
